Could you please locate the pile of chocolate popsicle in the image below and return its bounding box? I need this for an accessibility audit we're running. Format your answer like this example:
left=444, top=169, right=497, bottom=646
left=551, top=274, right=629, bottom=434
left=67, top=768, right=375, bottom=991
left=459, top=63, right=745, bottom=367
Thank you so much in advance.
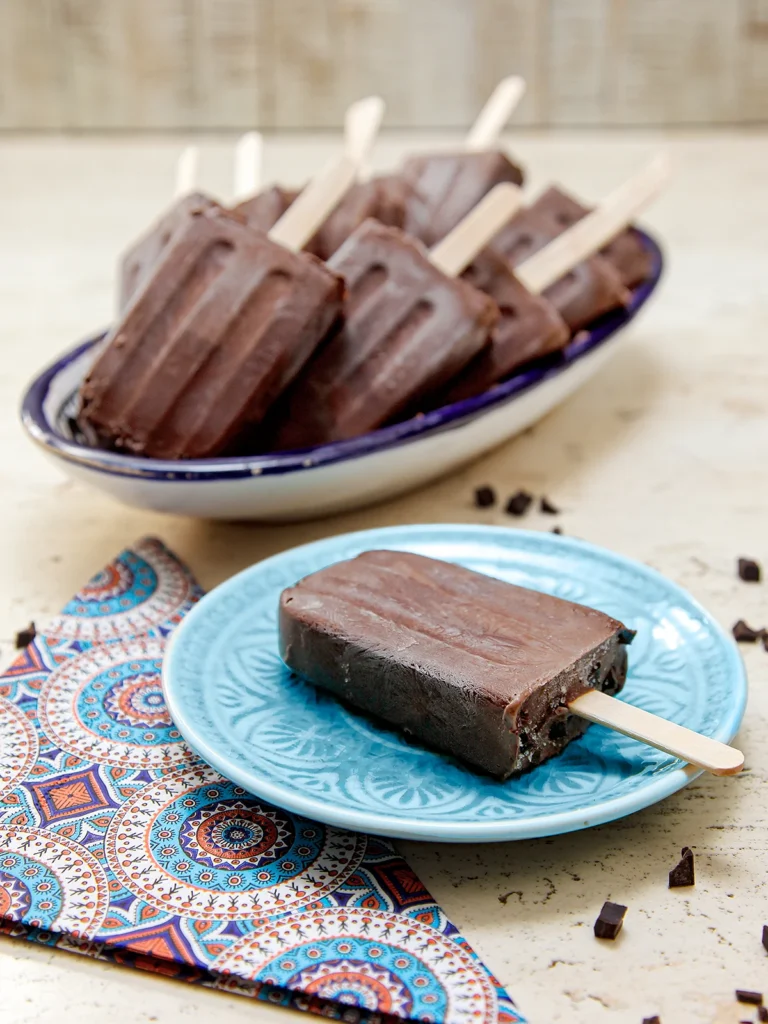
left=78, top=78, right=668, bottom=461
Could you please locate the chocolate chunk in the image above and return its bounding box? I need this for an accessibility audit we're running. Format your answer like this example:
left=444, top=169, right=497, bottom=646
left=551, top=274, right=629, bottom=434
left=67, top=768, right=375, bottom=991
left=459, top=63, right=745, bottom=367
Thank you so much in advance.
left=552, top=526, right=563, bottom=535
left=642, top=1017, right=661, bottom=1024
left=732, top=620, right=763, bottom=643
left=736, top=990, right=764, bottom=1006
left=763, top=924, right=768, bottom=953
left=474, top=485, right=497, bottom=508
left=618, top=628, right=637, bottom=645
left=14, top=622, right=36, bottom=649
left=505, top=490, right=533, bottom=516
left=759, top=1007, right=768, bottom=1022
left=594, top=901, right=627, bottom=939
left=738, top=558, right=762, bottom=583
left=668, top=846, right=695, bottom=888
left=540, top=496, right=560, bottom=514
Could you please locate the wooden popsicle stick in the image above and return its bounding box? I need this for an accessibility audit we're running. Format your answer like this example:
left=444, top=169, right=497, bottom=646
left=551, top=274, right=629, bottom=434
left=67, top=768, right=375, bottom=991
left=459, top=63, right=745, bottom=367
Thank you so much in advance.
left=429, top=183, right=523, bottom=277
left=570, top=689, right=744, bottom=776
left=516, top=153, right=671, bottom=295
left=232, top=131, right=263, bottom=202
left=344, top=95, right=385, bottom=180
left=465, top=76, right=526, bottom=152
left=173, top=145, right=199, bottom=200
left=268, top=155, right=359, bottom=253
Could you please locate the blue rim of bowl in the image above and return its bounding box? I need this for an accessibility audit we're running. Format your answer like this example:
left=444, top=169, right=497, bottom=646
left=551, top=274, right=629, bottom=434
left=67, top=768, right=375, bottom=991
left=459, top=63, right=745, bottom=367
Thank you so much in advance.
left=21, top=231, right=662, bottom=482
left=162, top=524, right=747, bottom=842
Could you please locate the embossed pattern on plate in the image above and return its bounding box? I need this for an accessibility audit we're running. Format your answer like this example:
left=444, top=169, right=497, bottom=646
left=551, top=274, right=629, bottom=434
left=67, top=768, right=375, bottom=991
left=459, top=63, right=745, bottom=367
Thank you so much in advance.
left=163, top=526, right=746, bottom=842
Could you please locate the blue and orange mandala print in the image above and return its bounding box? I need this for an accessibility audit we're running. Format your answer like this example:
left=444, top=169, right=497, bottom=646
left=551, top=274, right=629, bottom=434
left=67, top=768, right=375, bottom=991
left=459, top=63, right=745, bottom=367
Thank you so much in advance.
left=0, top=537, right=525, bottom=1024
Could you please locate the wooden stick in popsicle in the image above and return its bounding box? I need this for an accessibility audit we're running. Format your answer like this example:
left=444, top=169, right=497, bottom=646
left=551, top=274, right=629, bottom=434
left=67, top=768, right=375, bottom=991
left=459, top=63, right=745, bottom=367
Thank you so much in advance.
left=429, top=182, right=524, bottom=277
left=344, top=95, right=385, bottom=181
left=173, top=145, right=199, bottom=200
left=232, top=131, right=263, bottom=203
left=267, top=154, right=359, bottom=253
left=516, top=153, right=671, bottom=295
left=465, top=75, right=527, bottom=152
left=570, top=689, right=743, bottom=776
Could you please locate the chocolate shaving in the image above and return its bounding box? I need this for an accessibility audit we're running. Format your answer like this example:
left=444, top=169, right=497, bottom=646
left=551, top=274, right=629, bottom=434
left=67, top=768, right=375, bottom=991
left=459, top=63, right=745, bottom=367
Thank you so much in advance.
left=738, top=558, right=762, bottom=582
left=732, top=620, right=763, bottom=643
left=668, top=847, right=695, bottom=888
left=736, top=990, right=764, bottom=1005
left=642, top=1017, right=661, bottom=1024
left=763, top=924, right=768, bottom=953
left=759, top=1007, right=768, bottom=1022
left=552, top=526, right=563, bottom=535
left=594, top=900, right=627, bottom=939
left=540, top=496, right=560, bottom=514
left=505, top=490, right=533, bottom=516
left=474, top=485, right=497, bottom=509
left=14, top=622, right=36, bottom=649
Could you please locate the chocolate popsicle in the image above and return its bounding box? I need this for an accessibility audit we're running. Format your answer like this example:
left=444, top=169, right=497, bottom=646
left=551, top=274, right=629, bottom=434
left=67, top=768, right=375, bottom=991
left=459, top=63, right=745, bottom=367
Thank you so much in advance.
left=119, top=146, right=220, bottom=310
left=439, top=157, right=670, bottom=402
left=401, top=77, right=526, bottom=246
left=528, top=185, right=653, bottom=288
left=234, top=185, right=300, bottom=233
left=269, top=222, right=496, bottom=449
left=402, top=151, right=523, bottom=247
left=119, top=189, right=221, bottom=310
left=441, top=249, right=570, bottom=403
left=235, top=97, right=390, bottom=253
left=236, top=177, right=407, bottom=259
left=279, top=550, right=630, bottom=779
left=268, top=184, right=522, bottom=450
left=474, top=157, right=671, bottom=335
left=491, top=205, right=629, bottom=332
left=308, top=95, right=407, bottom=260
left=307, top=176, right=409, bottom=260
left=238, top=98, right=404, bottom=258
left=79, top=156, right=358, bottom=460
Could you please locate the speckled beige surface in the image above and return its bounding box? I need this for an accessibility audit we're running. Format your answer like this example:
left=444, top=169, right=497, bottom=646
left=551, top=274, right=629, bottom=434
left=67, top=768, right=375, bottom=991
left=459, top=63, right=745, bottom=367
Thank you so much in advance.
left=0, top=133, right=766, bottom=1024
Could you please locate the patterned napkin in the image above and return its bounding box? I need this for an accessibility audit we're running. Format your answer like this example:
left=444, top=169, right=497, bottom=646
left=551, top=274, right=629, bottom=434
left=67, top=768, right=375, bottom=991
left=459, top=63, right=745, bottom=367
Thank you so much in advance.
left=0, top=538, right=524, bottom=1024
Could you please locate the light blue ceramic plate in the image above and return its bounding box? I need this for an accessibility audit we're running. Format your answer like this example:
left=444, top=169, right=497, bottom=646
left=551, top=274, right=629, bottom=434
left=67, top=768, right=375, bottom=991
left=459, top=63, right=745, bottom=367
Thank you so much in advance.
left=163, top=525, right=746, bottom=843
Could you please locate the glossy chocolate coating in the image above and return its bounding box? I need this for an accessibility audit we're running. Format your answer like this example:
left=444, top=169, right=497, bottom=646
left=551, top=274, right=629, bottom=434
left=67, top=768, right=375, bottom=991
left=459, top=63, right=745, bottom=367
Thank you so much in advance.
left=401, top=150, right=524, bottom=246
left=80, top=206, right=344, bottom=460
left=118, top=192, right=220, bottom=310
left=279, top=550, right=630, bottom=779
left=530, top=185, right=653, bottom=288
left=233, top=185, right=300, bottom=233
left=269, top=220, right=498, bottom=450
left=440, top=248, right=570, bottom=401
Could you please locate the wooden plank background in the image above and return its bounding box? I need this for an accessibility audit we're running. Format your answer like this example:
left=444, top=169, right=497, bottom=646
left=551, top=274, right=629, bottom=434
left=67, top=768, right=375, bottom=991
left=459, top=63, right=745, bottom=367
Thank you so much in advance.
left=1, top=0, right=767, bottom=130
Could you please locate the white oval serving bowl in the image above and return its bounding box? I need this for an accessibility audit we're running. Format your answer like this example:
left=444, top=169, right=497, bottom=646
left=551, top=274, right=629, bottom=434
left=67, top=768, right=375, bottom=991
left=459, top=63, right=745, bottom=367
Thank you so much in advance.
left=21, top=232, right=662, bottom=521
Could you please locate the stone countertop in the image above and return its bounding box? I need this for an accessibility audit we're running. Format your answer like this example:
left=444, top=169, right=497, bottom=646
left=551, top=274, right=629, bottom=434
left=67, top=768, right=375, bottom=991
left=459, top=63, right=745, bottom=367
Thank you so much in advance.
left=0, top=132, right=766, bottom=1024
